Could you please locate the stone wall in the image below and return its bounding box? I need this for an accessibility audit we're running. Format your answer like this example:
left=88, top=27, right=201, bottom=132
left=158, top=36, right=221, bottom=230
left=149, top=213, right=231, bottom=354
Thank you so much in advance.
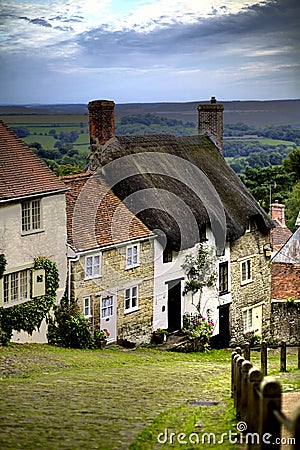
left=271, top=262, right=300, bottom=301
left=71, top=238, right=154, bottom=345
left=229, top=222, right=272, bottom=346
left=270, top=302, right=300, bottom=345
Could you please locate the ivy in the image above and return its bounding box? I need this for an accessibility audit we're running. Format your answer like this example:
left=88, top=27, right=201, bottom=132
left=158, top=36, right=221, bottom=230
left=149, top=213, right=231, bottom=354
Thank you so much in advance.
left=0, top=254, right=7, bottom=279
left=0, top=257, right=59, bottom=345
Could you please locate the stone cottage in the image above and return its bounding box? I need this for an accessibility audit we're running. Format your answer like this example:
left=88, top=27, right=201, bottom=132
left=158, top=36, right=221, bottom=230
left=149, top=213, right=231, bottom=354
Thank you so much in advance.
left=0, top=120, right=68, bottom=342
left=270, top=226, right=300, bottom=344
left=63, top=172, right=154, bottom=344
left=84, top=98, right=274, bottom=346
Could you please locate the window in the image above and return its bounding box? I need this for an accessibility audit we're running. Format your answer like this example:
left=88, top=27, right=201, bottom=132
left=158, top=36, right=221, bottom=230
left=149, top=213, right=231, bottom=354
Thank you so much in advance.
left=22, top=200, right=41, bottom=233
left=3, top=270, right=31, bottom=305
left=200, top=224, right=207, bottom=242
left=219, top=262, right=228, bottom=294
left=242, top=304, right=262, bottom=333
left=124, top=286, right=138, bottom=313
left=85, top=254, right=101, bottom=279
left=163, top=245, right=172, bottom=263
left=241, top=259, right=252, bottom=285
left=126, top=244, right=140, bottom=269
left=101, top=296, right=113, bottom=318
left=83, top=297, right=91, bottom=317
left=243, top=309, right=253, bottom=331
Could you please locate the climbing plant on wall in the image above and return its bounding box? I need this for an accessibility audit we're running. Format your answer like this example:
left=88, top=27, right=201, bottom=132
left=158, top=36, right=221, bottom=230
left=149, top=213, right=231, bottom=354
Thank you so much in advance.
left=0, top=257, right=59, bottom=345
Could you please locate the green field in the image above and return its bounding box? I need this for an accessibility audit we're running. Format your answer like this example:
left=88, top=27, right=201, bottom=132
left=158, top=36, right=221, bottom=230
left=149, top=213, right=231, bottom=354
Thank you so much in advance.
left=0, top=344, right=299, bottom=450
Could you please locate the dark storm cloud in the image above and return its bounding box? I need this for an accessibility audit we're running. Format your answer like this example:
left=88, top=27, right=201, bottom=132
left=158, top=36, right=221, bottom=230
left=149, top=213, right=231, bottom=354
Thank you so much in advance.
left=74, top=0, right=299, bottom=63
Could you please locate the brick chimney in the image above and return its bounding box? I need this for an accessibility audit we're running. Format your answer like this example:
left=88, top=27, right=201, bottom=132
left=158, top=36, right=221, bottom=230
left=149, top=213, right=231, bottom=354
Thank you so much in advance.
left=198, top=96, right=224, bottom=154
left=88, top=100, right=115, bottom=146
left=271, top=200, right=286, bottom=226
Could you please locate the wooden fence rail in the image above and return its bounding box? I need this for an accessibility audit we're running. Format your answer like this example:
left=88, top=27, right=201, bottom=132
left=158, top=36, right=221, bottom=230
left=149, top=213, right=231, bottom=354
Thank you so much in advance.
left=231, top=348, right=300, bottom=449
left=242, top=341, right=300, bottom=376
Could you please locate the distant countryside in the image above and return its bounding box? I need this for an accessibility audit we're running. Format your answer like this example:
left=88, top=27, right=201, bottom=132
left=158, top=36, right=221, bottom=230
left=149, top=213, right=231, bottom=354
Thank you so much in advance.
left=1, top=99, right=300, bottom=229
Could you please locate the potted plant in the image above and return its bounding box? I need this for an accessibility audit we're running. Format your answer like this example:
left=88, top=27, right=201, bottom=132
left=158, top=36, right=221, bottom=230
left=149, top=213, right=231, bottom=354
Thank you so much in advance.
left=94, top=328, right=110, bottom=349
left=152, top=328, right=168, bottom=344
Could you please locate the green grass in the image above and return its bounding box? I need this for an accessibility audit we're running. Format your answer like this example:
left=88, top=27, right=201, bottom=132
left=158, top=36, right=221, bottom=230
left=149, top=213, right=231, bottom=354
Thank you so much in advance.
left=0, top=345, right=298, bottom=450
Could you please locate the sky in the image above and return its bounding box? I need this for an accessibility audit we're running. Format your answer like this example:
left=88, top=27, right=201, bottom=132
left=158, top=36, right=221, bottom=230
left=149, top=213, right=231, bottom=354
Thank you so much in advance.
left=0, top=0, right=299, bottom=104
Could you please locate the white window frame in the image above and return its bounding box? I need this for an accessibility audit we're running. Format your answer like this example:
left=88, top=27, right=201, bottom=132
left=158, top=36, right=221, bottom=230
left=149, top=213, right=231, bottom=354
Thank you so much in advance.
left=2, top=269, right=31, bottom=306
left=240, top=258, right=252, bottom=285
left=101, top=296, right=113, bottom=318
left=126, top=244, right=140, bottom=269
left=83, top=296, right=92, bottom=318
left=21, top=199, right=42, bottom=234
left=85, top=254, right=101, bottom=279
left=124, top=286, right=139, bottom=314
left=242, top=303, right=263, bottom=333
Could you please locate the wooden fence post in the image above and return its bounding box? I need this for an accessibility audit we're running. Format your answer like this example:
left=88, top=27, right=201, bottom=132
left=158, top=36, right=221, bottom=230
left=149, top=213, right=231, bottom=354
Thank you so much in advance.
left=244, top=343, right=251, bottom=361
left=247, top=367, right=263, bottom=442
left=235, top=355, right=245, bottom=419
left=259, top=378, right=281, bottom=450
left=232, top=351, right=238, bottom=398
left=241, top=360, right=252, bottom=421
left=292, top=404, right=300, bottom=450
left=298, top=346, right=300, bottom=370
left=261, top=341, right=268, bottom=376
left=280, top=341, right=286, bottom=372
left=233, top=353, right=241, bottom=407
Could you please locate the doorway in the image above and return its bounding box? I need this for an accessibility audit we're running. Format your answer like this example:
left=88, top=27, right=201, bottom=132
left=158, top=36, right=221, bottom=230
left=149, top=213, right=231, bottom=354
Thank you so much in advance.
left=167, top=280, right=182, bottom=332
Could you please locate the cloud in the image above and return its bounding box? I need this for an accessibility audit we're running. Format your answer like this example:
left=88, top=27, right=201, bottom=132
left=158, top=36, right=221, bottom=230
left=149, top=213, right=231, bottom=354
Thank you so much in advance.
left=0, top=0, right=299, bottom=103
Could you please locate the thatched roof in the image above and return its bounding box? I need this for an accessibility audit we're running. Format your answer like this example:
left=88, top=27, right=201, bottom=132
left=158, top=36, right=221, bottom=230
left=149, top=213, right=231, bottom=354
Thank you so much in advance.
left=88, top=134, right=273, bottom=251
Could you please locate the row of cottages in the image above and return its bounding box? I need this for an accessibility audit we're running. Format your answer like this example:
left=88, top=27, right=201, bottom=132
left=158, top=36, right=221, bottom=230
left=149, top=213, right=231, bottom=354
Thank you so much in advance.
left=0, top=120, right=68, bottom=342
left=0, top=97, right=274, bottom=346
left=77, top=98, right=274, bottom=346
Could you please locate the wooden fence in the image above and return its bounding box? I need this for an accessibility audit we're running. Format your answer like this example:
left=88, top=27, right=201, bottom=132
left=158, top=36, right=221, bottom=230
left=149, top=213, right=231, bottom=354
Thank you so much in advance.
left=243, top=341, right=300, bottom=376
left=232, top=346, right=300, bottom=449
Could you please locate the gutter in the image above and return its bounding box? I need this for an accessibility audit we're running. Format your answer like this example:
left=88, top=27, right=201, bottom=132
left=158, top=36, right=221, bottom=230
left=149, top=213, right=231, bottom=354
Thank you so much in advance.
left=0, top=187, right=69, bottom=204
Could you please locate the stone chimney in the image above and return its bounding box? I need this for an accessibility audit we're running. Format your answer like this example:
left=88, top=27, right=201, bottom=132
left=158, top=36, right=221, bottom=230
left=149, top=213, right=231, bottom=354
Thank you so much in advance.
left=271, top=200, right=286, bottom=226
left=198, top=96, right=224, bottom=154
left=88, top=100, right=115, bottom=146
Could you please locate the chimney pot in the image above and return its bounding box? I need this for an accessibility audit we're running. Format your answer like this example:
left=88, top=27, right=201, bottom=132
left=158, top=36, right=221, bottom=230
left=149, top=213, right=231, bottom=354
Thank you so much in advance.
left=198, top=96, right=224, bottom=154
left=88, top=99, right=115, bottom=146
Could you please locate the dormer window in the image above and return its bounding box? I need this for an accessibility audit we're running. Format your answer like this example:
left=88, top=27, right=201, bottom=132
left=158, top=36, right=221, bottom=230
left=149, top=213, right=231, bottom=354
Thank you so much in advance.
left=22, top=199, right=42, bottom=233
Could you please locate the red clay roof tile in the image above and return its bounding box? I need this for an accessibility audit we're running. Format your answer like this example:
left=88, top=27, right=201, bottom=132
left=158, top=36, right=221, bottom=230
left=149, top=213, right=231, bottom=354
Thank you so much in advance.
left=63, top=172, right=152, bottom=251
left=0, top=120, right=67, bottom=201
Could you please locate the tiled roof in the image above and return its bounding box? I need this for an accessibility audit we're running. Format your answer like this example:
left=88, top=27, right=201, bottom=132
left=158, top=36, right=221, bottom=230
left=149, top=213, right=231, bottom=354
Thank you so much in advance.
left=270, top=218, right=293, bottom=252
left=63, top=172, right=152, bottom=251
left=272, top=227, right=300, bottom=264
left=0, top=120, right=67, bottom=201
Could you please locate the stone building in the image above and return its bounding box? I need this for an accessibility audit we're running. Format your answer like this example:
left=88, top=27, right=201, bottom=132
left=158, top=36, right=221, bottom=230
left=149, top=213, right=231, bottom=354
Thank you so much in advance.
left=270, top=200, right=292, bottom=255
left=63, top=172, right=154, bottom=344
left=270, top=227, right=300, bottom=344
left=0, top=120, right=68, bottom=342
left=84, top=98, right=274, bottom=346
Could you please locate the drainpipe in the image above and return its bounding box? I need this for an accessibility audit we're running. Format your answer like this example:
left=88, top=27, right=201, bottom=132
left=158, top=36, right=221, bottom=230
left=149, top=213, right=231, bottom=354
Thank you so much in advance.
left=66, top=242, right=80, bottom=302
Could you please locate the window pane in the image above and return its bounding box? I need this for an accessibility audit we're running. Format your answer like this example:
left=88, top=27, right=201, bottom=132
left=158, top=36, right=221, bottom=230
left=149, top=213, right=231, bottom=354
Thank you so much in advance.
left=126, top=247, right=132, bottom=266
left=86, top=257, right=93, bottom=277
left=248, top=309, right=253, bottom=328
left=241, top=262, right=246, bottom=281
left=20, top=270, right=29, bottom=299
left=10, top=273, right=18, bottom=302
left=247, top=260, right=251, bottom=279
left=22, top=202, right=31, bottom=231
left=31, top=200, right=41, bottom=229
left=93, top=255, right=100, bottom=276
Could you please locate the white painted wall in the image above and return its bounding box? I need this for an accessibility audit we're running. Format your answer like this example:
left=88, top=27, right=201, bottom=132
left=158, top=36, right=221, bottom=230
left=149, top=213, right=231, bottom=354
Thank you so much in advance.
left=0, top=193, right=68, bottom=342
left=153, top=228, right=231, bottom=335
